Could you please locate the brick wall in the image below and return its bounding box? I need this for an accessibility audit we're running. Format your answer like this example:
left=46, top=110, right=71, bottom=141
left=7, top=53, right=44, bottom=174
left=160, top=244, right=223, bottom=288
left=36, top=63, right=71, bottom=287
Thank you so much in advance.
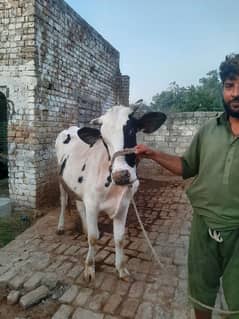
left=0, top=92, right=8, bottom=154
left=0, top=0, right=129, bottom=210
left=0, top=1, right=218, bottom=210
left=34, top=0, right=126, bottom=207
left=0, top=0, right=37, bottom=209
left=119, top=75, right=130, bottom=106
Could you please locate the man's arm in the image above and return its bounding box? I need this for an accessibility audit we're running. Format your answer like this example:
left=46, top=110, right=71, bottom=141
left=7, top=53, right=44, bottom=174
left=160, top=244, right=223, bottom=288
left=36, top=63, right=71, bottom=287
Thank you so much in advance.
left=135, top=144, right=183, bottom=176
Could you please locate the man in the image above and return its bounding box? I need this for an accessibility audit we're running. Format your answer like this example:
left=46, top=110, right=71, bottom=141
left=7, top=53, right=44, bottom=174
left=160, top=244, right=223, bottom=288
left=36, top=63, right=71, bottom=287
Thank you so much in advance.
left=135, top=54, right=239, bottom=319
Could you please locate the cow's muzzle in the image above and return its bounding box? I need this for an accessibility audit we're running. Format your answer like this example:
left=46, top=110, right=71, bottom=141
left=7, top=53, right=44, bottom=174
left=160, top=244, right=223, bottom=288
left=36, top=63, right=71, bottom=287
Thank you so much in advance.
left=112, top=170, right=131, bottom=185
left=109, top=148, right=137, bottom=185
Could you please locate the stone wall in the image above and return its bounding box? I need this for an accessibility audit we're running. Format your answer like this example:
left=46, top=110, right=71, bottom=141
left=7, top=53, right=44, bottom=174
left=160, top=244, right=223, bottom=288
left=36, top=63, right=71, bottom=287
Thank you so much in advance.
left=0, top=0, right=37, bottom=209
left=0, top=0, right=129, bottom=210
left=137, top=111, right=220, bottom=177
left=119, top=75, right=130, bottom=106
left=34, top=0, right=128, bottom=207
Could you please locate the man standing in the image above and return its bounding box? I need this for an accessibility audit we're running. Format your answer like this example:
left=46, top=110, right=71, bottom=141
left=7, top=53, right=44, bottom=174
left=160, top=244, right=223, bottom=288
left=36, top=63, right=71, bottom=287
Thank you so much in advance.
left=135, top=54, right=239, bottom=319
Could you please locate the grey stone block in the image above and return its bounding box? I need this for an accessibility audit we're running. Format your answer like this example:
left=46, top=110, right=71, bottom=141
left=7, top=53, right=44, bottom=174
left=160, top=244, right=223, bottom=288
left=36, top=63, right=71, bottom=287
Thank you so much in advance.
left=0, top=269, right=17, bottom=288
left=59, top=285, right=78, bottom=304
left=23, top=272, right=43, bottom=291
left=19, top=285, right=49, bottom=309
left=52, top=304, right=73, bottom=319
left=7, top=290, right=20, bottom=305
left=72, top=308, right=104, bottom=319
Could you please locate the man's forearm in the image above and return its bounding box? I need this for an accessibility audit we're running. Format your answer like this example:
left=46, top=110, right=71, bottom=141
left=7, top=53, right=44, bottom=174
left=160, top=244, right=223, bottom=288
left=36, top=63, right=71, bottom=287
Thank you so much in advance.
left=150, top=150, right=183, bottom=176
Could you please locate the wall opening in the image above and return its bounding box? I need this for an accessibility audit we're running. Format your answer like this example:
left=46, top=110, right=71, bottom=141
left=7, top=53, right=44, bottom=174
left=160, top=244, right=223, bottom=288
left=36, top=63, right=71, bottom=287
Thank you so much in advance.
left=0, top=92, right=8, bottom=191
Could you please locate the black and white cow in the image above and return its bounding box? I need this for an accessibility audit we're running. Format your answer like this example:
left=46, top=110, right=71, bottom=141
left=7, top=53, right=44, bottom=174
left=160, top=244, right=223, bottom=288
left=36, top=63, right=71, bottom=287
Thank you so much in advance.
left=55, top=104, right=166, bottom=281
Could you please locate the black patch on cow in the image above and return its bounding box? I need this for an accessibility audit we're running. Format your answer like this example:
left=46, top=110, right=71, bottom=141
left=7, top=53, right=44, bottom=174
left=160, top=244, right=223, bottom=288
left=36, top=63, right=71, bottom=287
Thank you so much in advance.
left=105, top=175, right=112, bottom=187
left=78, top=176, right=83, bottom=183
left=63, top=134, right=71, bottom=144
left=82, top=164, right=86, bottom=171
left=60, top=158, right=67, bottom=176
left=77, top=127, right=101, bottom=146
left=123, top=117, right=137, bottom=167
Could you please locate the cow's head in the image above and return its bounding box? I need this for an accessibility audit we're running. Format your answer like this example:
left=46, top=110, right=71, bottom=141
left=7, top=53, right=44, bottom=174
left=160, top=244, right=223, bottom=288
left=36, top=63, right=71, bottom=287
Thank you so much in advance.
left=78, top=104, right=166, bottom=186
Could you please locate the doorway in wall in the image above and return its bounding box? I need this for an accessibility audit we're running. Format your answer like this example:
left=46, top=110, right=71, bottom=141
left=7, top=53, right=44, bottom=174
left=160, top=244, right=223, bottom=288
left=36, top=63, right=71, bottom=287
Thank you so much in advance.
left=0, top=91, right=8, bottom=196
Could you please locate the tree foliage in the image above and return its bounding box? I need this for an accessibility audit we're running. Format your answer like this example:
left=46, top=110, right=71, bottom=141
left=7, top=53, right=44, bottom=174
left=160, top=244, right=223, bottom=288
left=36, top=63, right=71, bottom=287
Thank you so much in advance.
left=150, top=70, right=223, bottom=112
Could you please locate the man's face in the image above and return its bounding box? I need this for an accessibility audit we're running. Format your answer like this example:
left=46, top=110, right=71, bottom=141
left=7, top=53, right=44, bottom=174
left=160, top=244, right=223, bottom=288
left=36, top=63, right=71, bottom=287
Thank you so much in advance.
left=223, top=76, right=239, bottom=118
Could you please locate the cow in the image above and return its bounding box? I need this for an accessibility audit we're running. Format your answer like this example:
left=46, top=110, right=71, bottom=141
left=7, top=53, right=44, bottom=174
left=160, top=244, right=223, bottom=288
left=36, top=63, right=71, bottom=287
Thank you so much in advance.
left=55, top=103, right=166, bottom=281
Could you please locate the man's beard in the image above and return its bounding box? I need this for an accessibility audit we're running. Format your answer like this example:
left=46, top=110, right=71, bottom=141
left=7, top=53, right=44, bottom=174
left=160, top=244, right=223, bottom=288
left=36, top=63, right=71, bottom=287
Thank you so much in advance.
left=223, top=98, right=239, bottom=119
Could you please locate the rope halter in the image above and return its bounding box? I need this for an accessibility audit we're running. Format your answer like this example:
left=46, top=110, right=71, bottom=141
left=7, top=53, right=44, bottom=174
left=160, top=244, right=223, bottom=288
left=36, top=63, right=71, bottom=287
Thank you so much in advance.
left=106, top=147, right=138, bottom=187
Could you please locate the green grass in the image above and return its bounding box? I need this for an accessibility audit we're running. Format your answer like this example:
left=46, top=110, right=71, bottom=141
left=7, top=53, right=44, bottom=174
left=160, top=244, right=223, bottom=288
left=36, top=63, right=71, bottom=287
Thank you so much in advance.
left=0, top=215, right=32, bottom=247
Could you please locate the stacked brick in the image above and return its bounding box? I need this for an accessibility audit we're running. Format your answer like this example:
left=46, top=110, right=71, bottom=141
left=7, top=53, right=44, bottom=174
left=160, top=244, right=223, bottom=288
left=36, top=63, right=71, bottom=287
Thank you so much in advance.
left=0, top=0, right=37, bottom=209
left=0, top=0, right=129, bottom=210
left=139, top=111, right=219, bottom=155
left=120, top=75, right=130, bottom=106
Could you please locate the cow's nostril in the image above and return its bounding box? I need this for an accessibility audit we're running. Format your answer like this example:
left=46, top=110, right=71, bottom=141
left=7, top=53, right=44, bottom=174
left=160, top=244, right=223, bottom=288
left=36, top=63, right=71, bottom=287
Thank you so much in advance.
left=112, top=170, right=130, bottom=185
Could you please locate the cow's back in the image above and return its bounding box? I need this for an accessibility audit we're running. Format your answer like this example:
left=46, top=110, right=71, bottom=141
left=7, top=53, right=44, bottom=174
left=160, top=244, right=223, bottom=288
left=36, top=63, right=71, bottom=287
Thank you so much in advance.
left=55, top=126, right=84, bottom=164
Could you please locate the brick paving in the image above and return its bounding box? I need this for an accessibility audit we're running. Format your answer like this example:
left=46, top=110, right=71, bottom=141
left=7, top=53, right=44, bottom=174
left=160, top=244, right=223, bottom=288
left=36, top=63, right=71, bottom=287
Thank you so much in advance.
left=0, top=177, right=215, bottom=319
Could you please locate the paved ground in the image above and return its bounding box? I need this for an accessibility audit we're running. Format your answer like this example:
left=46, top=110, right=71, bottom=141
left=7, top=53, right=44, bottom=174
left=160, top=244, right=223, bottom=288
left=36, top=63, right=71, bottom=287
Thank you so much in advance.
left=0, top=178, right=224, bottom=319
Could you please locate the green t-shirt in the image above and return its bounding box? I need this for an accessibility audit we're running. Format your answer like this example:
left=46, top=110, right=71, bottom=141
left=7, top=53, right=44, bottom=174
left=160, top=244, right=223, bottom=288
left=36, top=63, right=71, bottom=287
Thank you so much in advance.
left=182, top=113, right=239, bottom=230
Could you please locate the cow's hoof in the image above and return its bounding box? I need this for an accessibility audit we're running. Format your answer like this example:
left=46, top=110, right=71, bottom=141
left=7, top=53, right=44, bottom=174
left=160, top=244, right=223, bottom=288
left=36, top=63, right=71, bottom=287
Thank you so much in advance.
left=84, top=266, right=95, bottom=282
left=118, top=267, right=130, bottom=280
left=56, top=229, right=65, bottom=235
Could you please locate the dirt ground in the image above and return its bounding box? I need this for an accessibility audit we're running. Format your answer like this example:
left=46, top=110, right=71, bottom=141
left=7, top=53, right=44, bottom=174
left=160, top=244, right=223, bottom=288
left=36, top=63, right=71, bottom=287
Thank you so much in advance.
left=0, top=288, right=59, bottom=319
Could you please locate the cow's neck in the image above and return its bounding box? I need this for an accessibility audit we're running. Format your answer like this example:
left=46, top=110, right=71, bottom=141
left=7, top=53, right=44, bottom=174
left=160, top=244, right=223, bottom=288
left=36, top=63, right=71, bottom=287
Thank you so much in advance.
left=101, top=137, right=111, bottom=161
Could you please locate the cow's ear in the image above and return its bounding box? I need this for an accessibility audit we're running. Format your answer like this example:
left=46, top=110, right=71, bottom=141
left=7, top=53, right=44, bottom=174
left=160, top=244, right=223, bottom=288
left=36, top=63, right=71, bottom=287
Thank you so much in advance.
left=137, top=112, right=167, bottom=133
left=90, top=116, right=103, bottom=125
left=77, top=127, right=101, bottom=146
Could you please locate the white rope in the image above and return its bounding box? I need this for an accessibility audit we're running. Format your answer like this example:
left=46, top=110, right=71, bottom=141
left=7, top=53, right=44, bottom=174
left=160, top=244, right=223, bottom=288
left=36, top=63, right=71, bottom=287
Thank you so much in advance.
left=188, top=295, right=239, bottom=314
left=110, top=147, right=136, bottom=172
left=130, top=196, right=239, bottom=315
left=131, top=197, right=163, bottom=267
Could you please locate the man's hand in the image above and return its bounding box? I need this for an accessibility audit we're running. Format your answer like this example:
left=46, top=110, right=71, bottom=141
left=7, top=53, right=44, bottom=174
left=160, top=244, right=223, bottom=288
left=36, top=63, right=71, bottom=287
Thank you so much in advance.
left=134, top=144, right=155, bottom=159
left=135, top=144, right=183, bottom=176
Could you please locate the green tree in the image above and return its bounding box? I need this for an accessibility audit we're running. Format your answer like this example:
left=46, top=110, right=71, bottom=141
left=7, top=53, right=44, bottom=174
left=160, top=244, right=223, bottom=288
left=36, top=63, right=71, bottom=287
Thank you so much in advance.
left=150, top=70, right=223, bottom=112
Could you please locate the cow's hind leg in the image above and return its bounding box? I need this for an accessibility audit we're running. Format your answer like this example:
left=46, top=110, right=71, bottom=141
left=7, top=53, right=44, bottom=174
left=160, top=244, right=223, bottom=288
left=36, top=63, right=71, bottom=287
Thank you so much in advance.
left=57, top=183, right=68, bottom=234
left=76, top=200, right=87, bottom=236
left=113, top=209, right=129, bottom=279
left=84, top=206, right=99, bottom=281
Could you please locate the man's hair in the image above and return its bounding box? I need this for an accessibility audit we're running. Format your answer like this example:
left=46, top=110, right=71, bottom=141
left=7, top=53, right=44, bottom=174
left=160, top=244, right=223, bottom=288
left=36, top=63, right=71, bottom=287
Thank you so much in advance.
left=219, top=53, right=239, bottom=83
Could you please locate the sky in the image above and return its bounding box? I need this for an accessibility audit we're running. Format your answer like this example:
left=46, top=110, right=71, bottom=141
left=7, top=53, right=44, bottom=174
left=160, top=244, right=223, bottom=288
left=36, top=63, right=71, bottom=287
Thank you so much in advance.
left=65, top=0, right=239, bottom=104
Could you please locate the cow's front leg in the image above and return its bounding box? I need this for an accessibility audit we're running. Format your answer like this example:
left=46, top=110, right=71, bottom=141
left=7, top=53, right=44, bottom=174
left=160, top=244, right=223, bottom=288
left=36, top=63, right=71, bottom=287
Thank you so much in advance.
left=113, top=209, right=129, bottom=279
left=57, top=183, right=68, bottom=234
left=84, top=206, right=99, bottom=281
